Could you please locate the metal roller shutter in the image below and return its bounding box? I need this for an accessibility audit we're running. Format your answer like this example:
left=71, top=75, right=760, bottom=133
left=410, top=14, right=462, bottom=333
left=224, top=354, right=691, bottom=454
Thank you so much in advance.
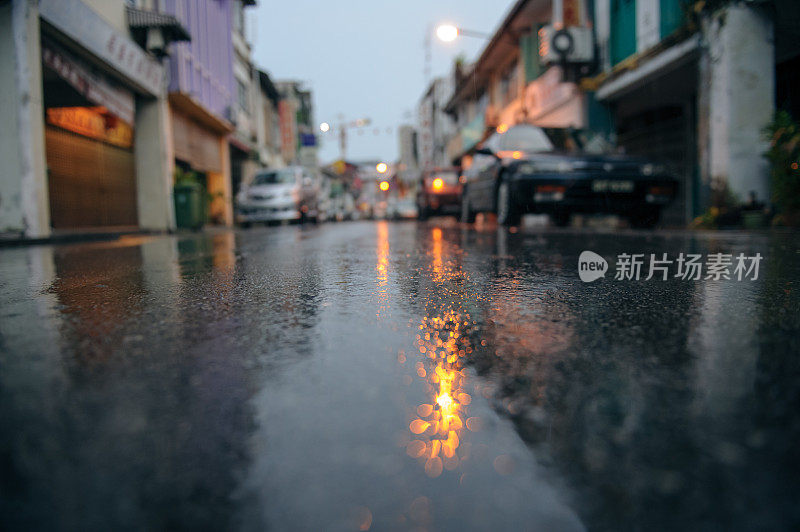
left=46, top=126, right=137, bottom=228
left=616, top=105, right=693, bottom=226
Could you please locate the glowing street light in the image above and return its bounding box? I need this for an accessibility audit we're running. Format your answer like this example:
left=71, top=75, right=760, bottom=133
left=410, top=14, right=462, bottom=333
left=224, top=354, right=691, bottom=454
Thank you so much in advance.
left=436, top=24, right=459, bottom=42
left=435, top=23, right=490, bottom=42
left=376, top=162, right=388, bottom=174
left=379, top=180, right=390, bottom=191
left=319, top=122, right=330, bottom=133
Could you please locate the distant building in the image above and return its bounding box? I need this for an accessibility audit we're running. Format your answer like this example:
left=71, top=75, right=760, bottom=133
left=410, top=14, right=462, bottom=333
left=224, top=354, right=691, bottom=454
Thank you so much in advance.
left=397, top=125, right=419, bottom=170
left=417, top=76, right=454, bottom=170
left=275, top=81, right=317, bottom=171
left=229, top=0, right=258, bottom=199
left=253, top=70, right=285, bottom=171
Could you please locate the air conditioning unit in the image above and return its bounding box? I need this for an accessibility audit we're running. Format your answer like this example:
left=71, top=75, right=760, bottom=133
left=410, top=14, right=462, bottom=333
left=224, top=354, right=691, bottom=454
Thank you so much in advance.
left=538, top=25, right=594, bottom=65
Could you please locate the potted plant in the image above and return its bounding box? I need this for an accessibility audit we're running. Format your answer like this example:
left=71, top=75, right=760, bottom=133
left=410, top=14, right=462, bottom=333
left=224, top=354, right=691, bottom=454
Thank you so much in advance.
left=764, top=111, right=800, bottom=227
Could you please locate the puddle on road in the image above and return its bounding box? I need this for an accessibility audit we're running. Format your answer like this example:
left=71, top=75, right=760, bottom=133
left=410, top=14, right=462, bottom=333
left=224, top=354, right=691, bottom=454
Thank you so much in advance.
left=235, top=222, right=583, bottom=531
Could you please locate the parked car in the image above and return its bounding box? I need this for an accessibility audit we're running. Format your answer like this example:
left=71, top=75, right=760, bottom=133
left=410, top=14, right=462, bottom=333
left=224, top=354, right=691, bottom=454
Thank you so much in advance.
left=417, top=167, right=463, bottom=220
left=460, top=124, right=678, bottom=228
left=236, top=167, right=319, bottom=226
left=390, top=197, right=419, bottom=220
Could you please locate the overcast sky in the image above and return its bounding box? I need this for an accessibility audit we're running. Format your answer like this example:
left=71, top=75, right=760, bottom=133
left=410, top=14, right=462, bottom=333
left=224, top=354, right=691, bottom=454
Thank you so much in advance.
left=250, top=0, right=513, bottom=164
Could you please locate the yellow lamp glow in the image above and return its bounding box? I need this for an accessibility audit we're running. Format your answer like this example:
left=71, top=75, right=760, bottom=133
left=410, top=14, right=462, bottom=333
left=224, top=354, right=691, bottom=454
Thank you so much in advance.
left=379, top=180, right=390, bottom=191
left=376, top=162, right=388, bottom=174
left=432, top=177, right=444, bottom=191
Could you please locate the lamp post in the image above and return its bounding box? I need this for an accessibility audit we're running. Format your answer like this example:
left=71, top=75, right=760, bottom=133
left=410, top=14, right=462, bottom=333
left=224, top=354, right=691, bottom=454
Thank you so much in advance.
left=318, top=117, right=372, bottom=160
left=425, top=23, right=490, bottom=82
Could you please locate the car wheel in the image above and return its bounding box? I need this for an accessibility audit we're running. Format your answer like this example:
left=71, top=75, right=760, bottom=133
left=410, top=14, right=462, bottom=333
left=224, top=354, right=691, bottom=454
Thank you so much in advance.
left=496, top=181, right=520, bottom=226
left=460, top=191, right=476, bottom=223
left=629, top=209, right=660, bottom=229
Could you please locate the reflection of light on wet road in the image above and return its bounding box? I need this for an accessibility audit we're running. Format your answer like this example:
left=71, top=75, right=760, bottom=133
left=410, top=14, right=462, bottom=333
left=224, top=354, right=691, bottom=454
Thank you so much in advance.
left=406, top=227, right=477, bottom=477
left=376, top=221, right=389, bottom=317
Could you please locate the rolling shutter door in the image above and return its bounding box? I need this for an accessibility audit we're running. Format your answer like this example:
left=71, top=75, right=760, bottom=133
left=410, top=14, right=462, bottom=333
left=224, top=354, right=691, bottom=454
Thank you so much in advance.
left=46, top=126, right=137, bottom=228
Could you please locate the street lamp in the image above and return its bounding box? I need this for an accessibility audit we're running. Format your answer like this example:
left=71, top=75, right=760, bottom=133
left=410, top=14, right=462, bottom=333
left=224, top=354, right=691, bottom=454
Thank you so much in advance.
left=436, top=24, right=459, bottom=42
left=376, top=162, right=388, bottom=174
left=319, top=122, right=330, bottom=133
left=434, top=23, right=491, bottom=42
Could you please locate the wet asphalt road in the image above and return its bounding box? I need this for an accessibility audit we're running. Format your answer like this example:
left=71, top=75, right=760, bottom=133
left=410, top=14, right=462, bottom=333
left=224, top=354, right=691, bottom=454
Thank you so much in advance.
left=1, top=220, right=799, bottom=531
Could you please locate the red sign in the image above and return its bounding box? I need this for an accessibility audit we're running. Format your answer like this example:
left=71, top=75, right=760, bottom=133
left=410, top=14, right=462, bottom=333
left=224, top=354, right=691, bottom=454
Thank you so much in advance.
left=47, top=107, right=133, bottom=148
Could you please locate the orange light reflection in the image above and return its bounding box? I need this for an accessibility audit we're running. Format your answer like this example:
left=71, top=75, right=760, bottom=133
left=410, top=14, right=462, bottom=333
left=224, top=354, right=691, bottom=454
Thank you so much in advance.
left=406, top=227, right=475, bottom=478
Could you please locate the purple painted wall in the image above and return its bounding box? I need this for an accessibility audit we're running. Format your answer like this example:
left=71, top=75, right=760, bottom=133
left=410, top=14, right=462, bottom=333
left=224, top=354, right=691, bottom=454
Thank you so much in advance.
left=160, top=0, right=235, bottom=120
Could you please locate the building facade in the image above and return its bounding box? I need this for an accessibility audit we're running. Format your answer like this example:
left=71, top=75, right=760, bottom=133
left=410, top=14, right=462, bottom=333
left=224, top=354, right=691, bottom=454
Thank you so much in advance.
left=229, top=0, right=258, bottom=200
left=274, top=80, right=317, bottom=171
left=0, top=0, right=176, bottom=238
left=444, top=0, right=588, bottom=171
left=159, top=0, right=237, bottom=226
left=253, top=69, right=285, bottom=171
left=587, top=0, right=780, bottom=223
left=418, top=76, right=455, bottom=170
left=440, top=0, right=790, bottom=225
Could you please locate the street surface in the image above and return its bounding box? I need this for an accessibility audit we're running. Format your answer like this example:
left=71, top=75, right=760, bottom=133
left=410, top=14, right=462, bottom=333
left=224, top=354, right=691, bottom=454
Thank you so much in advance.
left=1, top=220, right=799, bottom=531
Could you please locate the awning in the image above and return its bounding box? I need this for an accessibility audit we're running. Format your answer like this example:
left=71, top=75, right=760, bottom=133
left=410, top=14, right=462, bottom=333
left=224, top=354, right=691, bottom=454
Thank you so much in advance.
left=594, top=35, right=700, bottom=102
left=126, top=7, right=190, bottom=42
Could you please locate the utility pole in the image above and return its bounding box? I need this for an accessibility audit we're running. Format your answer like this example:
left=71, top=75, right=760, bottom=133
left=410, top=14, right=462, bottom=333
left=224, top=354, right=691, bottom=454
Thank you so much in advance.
left=333, top=116, right=371, bottom=160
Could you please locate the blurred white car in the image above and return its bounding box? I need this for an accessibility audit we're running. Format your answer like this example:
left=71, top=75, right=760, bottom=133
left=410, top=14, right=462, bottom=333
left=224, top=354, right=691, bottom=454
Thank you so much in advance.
left=236, top=167, right=319, bottom=225
left=390, top=198, right=418, bottom=220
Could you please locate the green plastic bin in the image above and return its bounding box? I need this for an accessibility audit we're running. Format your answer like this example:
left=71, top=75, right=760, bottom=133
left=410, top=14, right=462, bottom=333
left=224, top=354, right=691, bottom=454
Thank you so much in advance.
left=174, top=183, right=204, bottom=229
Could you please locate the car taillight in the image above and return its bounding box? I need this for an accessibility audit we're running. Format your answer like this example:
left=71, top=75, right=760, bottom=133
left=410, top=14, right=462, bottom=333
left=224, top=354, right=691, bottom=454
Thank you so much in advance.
left=534, top=185, right=566, bottom=202
left=648, top=185, right=672, bottom=196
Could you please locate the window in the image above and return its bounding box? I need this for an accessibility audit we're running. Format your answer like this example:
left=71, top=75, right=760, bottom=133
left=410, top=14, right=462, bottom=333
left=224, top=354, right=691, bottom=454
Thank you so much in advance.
left=237, top=80, right=249, bottom=112
left=498, top=61, right=519, bottom=108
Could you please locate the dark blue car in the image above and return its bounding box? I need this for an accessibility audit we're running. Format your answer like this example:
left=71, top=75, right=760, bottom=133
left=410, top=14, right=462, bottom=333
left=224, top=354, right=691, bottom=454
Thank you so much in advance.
left=460, top=124, right=678, bottom=228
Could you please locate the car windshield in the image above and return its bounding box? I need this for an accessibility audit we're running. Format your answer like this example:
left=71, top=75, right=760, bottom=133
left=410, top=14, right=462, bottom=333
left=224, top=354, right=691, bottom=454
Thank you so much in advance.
left=488, top=124, right=554, bottom=153
left=487, top=125, right=615, bottom=155
left=252, top=170, right=296, bottom=185
left=543, top=128, right=616, bottom=154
